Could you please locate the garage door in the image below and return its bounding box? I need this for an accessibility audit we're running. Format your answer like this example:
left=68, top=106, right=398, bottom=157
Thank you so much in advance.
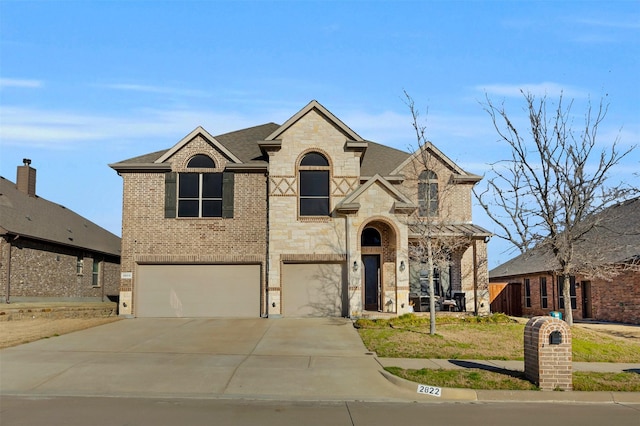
left=136, top=264, right=260, bottom=318
left=282, top=263, right=347, bottom=317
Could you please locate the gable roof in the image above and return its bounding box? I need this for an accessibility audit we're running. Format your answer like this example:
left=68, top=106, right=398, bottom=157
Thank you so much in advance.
left=156, top=126, right=243, bottom=164
left=0, top=176, right=121, bottom=257
left=489, top=197, right=640, bottom=279
left=265, top=100, right=363, bottom=142
left=336, top=174, right=416, bottom=212
left=110, top=123, right=279, bottom=171
left=389, top=141, right=481, bottom=182
left=360, top=141, right=411, bottom=177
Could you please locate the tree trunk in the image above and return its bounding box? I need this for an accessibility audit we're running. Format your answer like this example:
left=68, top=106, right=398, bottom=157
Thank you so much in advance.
left=562, top=272, right=574, bottom=326
left=427, top=239, right=436, bottom=335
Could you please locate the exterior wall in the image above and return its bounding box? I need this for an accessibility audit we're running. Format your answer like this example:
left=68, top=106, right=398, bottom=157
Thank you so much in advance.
left=266, top=110, right=362, bottom=315
left=395, top=153, right=489, bottom=314
left=491, top=267, right=640, bottom=324
left=397, top=154, right=474, bottom=223
left=0, top=236, right=119, bottom=302
left=348, top=188, right=411, bottom=317
left=118, top=136, right=268, bottom=316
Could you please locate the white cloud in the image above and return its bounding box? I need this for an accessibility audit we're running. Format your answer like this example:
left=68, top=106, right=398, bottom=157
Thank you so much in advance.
left=476, top=82, right=588, bottom=99
left=102, top=83, right=210, bottom=98
left=0, top=78, right=43, bottom=89
left=0, top=105, right=271, bottom=150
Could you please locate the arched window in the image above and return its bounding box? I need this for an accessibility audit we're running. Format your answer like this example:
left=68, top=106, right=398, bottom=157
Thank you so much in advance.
left=361, top=228, right=382, bottom=246
left=418, top=170, right=438, bottom=217
left=178, top=155, right=222, bottom=217
left=299, top=152, right=330, bottom=216
left=187, top=154, right=215, bottom=168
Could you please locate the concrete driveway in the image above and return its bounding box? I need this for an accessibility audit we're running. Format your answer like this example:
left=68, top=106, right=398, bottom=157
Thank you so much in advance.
left=0, top=318, right=411, bottom=401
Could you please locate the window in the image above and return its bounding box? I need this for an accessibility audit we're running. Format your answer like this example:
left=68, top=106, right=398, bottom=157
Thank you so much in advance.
left=540, top=276, right=548, bottom=309
left=299, top=152, right=330, bottom=216
left=418, top=170, right=438, bottom=217
left=409, top=261, right=451, bottom=298
left=178, top=172, right=223, bottom=217
left=524, top=278, right=531, bottom=308
left=92, top=260, right=101, bottom=287
left=361, top=227, right=382, bottom=246
left=163, top=154, right=233, bottom=219
left=557, top=275, right=577, bottom=309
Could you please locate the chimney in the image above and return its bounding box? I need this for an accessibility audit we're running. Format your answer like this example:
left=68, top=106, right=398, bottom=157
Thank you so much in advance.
left=16, top=158, right=36, bottom=197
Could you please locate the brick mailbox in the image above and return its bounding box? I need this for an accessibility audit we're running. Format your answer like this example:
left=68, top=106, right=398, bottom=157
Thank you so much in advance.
left=524, top=316, right=572, bottom=391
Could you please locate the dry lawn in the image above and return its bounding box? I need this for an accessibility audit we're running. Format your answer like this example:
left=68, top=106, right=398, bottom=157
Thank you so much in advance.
left=0, top=317, right=121, bottom=349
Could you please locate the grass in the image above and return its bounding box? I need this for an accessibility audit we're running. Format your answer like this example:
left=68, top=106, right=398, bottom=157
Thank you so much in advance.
left=355, top=313, right=640, bottom=362
left=386, top=367, right=640, bottom=392
left=356, top=313, right=640, bottom=391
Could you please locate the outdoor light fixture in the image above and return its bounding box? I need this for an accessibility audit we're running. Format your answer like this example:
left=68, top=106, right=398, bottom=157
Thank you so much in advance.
left=400, top=260, right=406, bottom=272
left=353, top=261, right=358, bottom=272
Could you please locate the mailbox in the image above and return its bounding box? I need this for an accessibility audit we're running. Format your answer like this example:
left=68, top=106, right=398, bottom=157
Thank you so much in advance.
left=524, top=316, right=572, bottom=391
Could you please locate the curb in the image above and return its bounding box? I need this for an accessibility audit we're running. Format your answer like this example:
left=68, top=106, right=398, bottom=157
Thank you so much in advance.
left=380, top=370, right=478, bottom=401
left=379, top=370, right=640, bottom=404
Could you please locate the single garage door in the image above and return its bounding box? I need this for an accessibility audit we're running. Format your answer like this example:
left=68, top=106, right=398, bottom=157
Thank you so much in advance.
left=282, top=263, right=347, bottom=317
left=136, top=264, right=260, bottom=318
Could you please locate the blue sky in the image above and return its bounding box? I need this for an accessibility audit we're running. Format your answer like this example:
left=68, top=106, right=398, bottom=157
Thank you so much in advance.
left=1, top=0, right=638, bottom=267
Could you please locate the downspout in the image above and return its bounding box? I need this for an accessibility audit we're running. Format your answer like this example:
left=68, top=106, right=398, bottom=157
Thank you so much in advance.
left=4, top=236, right=13, bottom=304
left=473, top=239, right=478, bottom=316
left=263, top=172, right=270, bottom=318
left=345, top=214, right=350, bottom=318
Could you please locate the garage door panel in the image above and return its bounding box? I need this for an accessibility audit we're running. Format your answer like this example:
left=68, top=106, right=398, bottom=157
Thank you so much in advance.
left=136, top=264, right=260, bottom=318
left=282, top=263, right=346, bottom=317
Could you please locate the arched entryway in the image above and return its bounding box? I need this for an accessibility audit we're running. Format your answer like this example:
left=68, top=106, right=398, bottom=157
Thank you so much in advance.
left=360, top=220, right=397, bottom=312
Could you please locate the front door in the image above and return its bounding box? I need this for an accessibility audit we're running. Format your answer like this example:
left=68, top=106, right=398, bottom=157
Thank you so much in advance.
left=363, top=255, right=380, bottom=311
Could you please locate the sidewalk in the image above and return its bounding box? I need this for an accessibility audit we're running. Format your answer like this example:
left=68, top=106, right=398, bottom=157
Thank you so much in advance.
left=376, top=357, right=640, bottom=403
left=377, top=357, right=640, bottom=374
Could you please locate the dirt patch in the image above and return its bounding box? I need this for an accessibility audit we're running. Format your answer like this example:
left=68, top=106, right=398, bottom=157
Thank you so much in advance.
left=0, top=317, right=121, bottom=349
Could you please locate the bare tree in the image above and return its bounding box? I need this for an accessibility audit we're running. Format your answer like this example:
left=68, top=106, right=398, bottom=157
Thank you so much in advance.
left=475, top=90, right=637, bottom=325
left=403, top=92, right=479, bottom=334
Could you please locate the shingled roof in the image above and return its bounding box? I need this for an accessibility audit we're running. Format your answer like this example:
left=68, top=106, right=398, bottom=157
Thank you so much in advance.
left=490, top=197, right=640, bottom=279
left=0, top=176, right=121, bottom=257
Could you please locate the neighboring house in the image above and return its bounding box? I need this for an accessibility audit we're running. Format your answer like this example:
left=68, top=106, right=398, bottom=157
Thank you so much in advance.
left=0, top=160, right=121, bottom=303
left=489, top=197, right=640, bottom=325
left=109, top=100, right=490, bottom=318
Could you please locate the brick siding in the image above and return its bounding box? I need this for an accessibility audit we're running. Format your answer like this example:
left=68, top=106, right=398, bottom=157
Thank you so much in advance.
left=0, top=237, right=119, bottom=302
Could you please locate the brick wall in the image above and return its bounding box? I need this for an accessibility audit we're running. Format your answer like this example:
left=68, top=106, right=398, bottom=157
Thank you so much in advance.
left=118, top=140, right=268, bottom=314
left=0, top=236, right=119, bottom=301
left=494, top=267, right=640, bottom=324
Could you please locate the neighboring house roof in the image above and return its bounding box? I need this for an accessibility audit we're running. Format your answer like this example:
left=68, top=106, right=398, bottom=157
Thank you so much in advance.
left=0, top=176, right=121, bottom=257
left=489, top=197, right=640, bottom=279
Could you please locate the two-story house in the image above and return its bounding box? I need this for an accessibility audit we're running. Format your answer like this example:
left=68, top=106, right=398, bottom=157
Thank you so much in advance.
left=109, top=100, right=490, bottom=318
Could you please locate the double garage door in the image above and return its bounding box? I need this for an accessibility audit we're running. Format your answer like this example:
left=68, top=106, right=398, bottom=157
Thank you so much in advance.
left=135, top=264, right=260, bottom=318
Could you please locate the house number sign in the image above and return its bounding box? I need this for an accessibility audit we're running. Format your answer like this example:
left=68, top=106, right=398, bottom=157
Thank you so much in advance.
left=417, top=384, right=441, bottom=397
left=121, top=272, right=133, bottom=279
